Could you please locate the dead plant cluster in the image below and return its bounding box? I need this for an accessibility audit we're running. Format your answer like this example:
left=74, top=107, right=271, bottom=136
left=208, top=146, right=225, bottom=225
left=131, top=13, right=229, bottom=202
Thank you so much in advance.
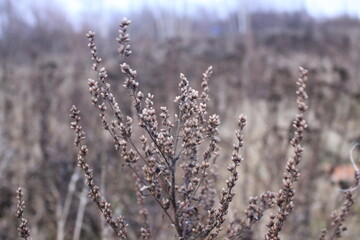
left=15, top=18, right=359, bottom=240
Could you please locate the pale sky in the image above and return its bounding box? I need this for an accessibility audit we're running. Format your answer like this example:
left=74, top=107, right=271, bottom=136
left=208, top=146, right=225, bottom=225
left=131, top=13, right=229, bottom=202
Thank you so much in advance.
left=14, top=0, right=360, bottom=27
left=56, top=0, right=360, bottom=18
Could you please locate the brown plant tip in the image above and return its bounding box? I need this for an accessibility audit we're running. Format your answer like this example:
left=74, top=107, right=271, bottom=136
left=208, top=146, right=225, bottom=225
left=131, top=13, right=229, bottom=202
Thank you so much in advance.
left=86, top=31, right=101, bottom=71
left=200, top=115, right=247, bottom=239
left=319, top=191, right=354, bottom=240
left=227, top=191, right=276, bottom=239
left=117, top=17, right=132, bottom=56
left=264, top=67, right=309, bottom=240
left=70, top=106, right=128, bottom=239
left=16, top=187, right=31, bottom=240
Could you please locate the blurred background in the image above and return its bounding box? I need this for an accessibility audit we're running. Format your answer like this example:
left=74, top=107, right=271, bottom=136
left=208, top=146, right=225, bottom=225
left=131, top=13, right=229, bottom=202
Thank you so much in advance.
left=1, top=0, right=360, bottom=239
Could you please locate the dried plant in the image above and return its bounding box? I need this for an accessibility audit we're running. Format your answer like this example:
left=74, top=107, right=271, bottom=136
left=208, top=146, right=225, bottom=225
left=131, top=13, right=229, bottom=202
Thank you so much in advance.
left=70, top=105, right=128, bottom=239
left=16, top=187, right=31, bottom=240
left=13, top=17, right=360, bottom=240
left=227, top=191, right=276, bottom=239
left=263, top=67, right=309, bottom=240
left=318, top=144, right=360, bottom=240
left=74, top=18, right=250, bottom=239
left=319, top=191, right=354, bottom=240
left=68, top=18, right=313, bottom=240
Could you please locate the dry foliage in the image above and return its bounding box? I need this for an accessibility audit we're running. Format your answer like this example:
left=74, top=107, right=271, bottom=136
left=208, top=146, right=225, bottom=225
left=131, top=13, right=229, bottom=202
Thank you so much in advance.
left=14, top=18, right=360, bottom=240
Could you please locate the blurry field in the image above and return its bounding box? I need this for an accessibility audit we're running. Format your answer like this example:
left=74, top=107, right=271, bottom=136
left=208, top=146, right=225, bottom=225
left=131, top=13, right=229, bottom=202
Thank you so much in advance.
left=0, top=1, right=360, bottom=239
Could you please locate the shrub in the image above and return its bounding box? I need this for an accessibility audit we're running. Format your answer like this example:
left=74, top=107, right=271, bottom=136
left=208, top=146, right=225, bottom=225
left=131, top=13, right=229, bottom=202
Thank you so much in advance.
left=16, top=17, right=359, bottom=240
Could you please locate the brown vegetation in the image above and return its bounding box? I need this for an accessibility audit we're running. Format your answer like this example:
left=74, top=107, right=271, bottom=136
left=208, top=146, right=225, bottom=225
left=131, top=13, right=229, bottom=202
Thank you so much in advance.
left=1, top=1, right=360, bottom=239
